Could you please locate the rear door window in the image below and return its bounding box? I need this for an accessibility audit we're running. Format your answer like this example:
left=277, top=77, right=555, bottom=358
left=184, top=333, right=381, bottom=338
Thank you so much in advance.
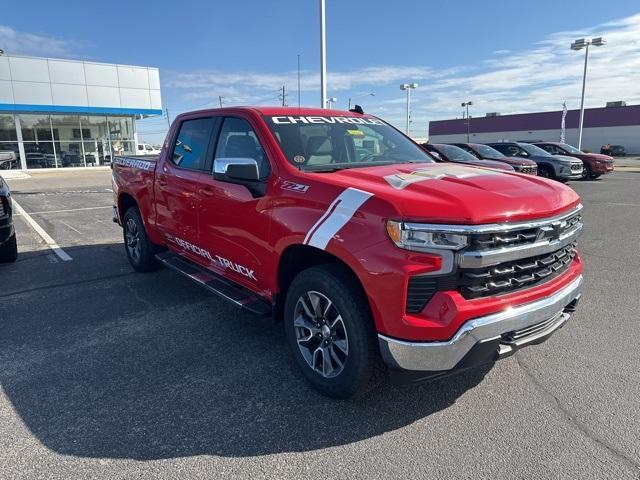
left=171, top=118, right=216, bottom=171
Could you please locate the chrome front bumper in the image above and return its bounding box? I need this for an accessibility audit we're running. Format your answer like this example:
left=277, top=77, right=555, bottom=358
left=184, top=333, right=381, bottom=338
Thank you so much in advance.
left=379, top=274, right=583, bottom=372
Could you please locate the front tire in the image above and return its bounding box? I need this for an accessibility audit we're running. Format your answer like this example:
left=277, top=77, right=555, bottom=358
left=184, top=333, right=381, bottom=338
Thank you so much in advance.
left=537, top=165, right=554, bottom=179
left=0, top=232, right=18, bottom=263
left=284, top=264, right=379, bottom=399
left=123, top=207, right=159, bottom=272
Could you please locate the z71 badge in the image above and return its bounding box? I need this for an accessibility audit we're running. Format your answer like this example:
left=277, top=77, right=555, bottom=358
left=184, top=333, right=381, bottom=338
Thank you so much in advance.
left=281, top=180, right=310, bottom=193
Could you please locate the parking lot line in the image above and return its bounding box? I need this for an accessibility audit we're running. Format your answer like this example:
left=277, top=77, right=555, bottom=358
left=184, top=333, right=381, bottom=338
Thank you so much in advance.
left=12, top=199, right=73, bottom=262
left=13, top=205, right=113, bottom=216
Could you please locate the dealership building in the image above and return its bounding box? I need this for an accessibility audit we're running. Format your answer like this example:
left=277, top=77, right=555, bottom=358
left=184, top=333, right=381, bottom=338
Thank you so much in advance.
left=0, top=54, right=162, bottom=170
left=428, top=103, right=640, bottom=154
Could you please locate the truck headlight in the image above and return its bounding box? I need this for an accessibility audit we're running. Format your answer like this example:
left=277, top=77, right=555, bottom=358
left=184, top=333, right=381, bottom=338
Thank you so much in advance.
left=386, top=221, right=469, bottom=251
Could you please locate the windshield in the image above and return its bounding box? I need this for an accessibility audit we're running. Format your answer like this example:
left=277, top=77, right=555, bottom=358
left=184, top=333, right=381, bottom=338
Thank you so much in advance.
left=559, top=143, right=583, bottom=154
left=473, top=144, right=506, bottom=158
left=263, top=115, right=433, bottom=170
left=519, top=143, right=551, bottom=157
left=436, top=144, right=479, bottom=162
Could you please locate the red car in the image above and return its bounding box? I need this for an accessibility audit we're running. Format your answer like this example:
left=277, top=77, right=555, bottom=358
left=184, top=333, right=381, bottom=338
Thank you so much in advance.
left=534, top=142, right=614, bottom=179
left=112, top=107, right=583, bottom=398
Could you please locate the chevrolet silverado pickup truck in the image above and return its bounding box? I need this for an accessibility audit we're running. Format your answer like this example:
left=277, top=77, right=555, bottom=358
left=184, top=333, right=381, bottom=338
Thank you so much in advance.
left=112, top=106, right=583, bottom=398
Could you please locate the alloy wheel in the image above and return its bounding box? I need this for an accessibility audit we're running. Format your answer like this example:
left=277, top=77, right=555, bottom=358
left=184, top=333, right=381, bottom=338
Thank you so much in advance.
left=293, top=290, right=349, bottom=378
left=125, top=217, right=141, bottom=262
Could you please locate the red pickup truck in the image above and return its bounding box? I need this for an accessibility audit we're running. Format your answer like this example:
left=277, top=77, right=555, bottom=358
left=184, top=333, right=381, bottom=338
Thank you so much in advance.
left=112, top=106, right=584, bottom=398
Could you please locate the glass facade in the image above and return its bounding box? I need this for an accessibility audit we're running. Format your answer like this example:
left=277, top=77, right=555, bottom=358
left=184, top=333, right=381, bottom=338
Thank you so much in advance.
left=0, top=112, right=137, bottom=170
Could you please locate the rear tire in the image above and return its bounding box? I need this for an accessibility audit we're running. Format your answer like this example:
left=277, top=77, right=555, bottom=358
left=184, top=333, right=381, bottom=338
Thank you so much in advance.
left=0, top=232, right=18, bottom=263
left=123, top=207, right=159, bottom=272
left=284, top=264, right=380, bottom=399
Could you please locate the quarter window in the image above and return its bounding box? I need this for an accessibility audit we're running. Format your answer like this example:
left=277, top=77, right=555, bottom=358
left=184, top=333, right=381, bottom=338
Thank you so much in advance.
left=171, top=118, right=215, bottom=170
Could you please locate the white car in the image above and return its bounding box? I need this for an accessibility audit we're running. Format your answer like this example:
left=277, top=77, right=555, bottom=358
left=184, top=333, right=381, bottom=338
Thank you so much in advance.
left=136, top=143, right=161, bottom=156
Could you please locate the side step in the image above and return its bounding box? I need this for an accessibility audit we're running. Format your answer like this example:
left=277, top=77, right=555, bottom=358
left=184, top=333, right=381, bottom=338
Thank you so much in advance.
left=156, top=251, right=272, bottom=318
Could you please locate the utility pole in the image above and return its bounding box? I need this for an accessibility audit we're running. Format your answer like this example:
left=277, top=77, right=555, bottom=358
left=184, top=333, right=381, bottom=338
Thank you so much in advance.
left=319, top=0, right=327, bottom=108
left=279, top=85, right=288, bottom=106
left=218, top=96, right=223, bottom=108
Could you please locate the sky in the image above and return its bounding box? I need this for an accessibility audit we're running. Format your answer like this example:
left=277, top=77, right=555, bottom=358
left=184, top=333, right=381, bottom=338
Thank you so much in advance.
left=2, top=0, right=640, bottom=143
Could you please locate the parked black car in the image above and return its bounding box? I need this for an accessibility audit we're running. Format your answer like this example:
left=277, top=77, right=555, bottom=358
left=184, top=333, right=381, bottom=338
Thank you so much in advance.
left=609, top=145, right=626, bottom=157
left=487, top=142, right=583, bottom=182
left=421, top=143, right=514, bottom=171
left=0, top=172, right=18, bottom=262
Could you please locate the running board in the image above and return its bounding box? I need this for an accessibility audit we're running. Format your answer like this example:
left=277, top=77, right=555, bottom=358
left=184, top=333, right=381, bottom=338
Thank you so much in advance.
left=156, top=251, right=272, bottom=318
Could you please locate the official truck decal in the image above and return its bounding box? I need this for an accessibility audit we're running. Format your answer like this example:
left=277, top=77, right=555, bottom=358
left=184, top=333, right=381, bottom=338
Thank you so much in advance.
left=385, top=165, right=502, bottom=190
left=113, top=156, right=154, bottom=171
left=165, top=234, right=257, bottom=281
left=303, top=188, right=373, bottom=250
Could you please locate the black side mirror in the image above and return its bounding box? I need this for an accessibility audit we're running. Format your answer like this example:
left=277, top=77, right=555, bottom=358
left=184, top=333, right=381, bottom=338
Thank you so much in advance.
left=213, top=158, right=265, bottom=197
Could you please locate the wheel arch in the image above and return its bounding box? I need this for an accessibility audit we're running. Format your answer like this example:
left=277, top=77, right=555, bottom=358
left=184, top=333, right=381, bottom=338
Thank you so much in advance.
left=274, top=243, right=374, bottom=324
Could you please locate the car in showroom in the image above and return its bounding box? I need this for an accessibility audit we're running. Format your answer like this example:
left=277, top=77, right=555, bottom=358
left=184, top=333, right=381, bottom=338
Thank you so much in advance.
left=421, top=143, right=514, bottom=171
left=534, top=142, right=614, bottom=179
left=451, top=142, right=538, bottom=175
left=486, top=142, right=583, bottom=182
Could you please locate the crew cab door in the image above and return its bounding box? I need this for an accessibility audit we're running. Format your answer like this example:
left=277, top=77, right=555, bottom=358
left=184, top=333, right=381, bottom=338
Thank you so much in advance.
left=194, top=116, right=274, bottom=295
left=154, top=116, right=218, bottom=261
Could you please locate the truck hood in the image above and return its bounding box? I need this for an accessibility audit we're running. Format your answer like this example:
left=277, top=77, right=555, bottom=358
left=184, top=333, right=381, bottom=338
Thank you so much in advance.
left=323, top=163, right=580, bottom=224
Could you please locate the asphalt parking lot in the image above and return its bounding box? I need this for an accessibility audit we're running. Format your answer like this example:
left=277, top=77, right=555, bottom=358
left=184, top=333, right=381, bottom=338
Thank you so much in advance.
left=1, top=169, right=639, bottom=479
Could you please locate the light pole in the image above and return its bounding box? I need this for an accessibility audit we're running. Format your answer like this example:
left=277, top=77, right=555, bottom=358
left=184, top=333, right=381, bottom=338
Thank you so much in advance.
left=319, top=0, right=327, bottom=108
left=326, top=97, right=337, bottom=109
left=400, top=83, right=418, bottom=135
left=461, top=101, right=473, bottom=142
left=348, top=92, right=374, bottom=110
left=571, top=37, right=606, bottom=150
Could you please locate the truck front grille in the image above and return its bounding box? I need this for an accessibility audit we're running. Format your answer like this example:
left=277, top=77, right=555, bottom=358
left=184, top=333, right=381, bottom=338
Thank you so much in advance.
left=404, top=206, right=582, bottom=313
left=459, top=242, right=577, bottom=299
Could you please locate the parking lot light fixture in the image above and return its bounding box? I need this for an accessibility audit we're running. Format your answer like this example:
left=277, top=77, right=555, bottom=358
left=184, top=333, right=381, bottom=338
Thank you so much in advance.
left=461, top=101, right=473, bottom=142
left=571, top=37, right=606, bottom=150
left=400, top=83, right=418, bottom=135
left=326, top=97, right=337, bottom=109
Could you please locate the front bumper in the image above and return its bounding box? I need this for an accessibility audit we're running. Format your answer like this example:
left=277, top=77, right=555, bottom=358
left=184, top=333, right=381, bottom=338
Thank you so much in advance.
left=379, top=274, right=583, bottom=372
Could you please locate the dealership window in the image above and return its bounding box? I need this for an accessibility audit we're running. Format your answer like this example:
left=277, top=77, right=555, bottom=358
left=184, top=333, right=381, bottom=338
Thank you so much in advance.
left=0, top=115, right=20, bottom=170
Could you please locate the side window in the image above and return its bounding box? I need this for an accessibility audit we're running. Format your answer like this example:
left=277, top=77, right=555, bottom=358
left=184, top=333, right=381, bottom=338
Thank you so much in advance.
left=171, top=118, right=215, bottom=170
left=138, top=145, right=144, bottom=151
left=545, top=145, right=558, bottom=154
left=215, top=117, right=270, bottom=179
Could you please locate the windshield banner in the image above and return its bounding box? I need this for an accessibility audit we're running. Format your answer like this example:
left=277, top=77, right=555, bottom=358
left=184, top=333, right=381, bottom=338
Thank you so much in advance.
left=269, top=116, right=384, bottom=125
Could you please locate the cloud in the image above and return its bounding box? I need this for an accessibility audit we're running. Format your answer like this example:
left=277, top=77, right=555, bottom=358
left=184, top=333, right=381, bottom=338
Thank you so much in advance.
left=0, top=25, right=75, bottom=57
left=166, top=12, right=640, bottom=135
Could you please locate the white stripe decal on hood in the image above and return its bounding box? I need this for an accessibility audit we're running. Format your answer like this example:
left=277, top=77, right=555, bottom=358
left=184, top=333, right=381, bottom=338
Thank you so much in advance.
left=304, top=187, right=373, bottom=250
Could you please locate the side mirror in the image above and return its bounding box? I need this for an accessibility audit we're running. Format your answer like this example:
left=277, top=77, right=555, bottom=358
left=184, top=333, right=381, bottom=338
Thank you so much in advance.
left=213, top=157, right=265, bottom=197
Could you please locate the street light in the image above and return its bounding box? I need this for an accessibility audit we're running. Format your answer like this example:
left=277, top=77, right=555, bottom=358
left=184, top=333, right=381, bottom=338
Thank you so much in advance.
left=0, top=49, right=4, bottom=56
left=326, top=97, right=337, bottom=109
left=319, top=0, right=327, bottom=108
left=348, top=92, right=375, bottom=110
left=571, top=37, right=606, bottom=150
left=461, top=101, right=473, bottom=142
left=400, top=83, right=418, bottom=135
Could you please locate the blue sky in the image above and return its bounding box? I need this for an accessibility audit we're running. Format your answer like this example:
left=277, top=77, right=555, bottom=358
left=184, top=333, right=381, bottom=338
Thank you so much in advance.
left=2, top=0, right=640, bottom=143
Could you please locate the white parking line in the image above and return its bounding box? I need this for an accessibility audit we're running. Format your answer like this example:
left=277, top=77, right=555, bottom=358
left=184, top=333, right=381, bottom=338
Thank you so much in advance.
left=12, top=199, right=73, bottom=262
left=13, top=205, right=112, bottom=216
